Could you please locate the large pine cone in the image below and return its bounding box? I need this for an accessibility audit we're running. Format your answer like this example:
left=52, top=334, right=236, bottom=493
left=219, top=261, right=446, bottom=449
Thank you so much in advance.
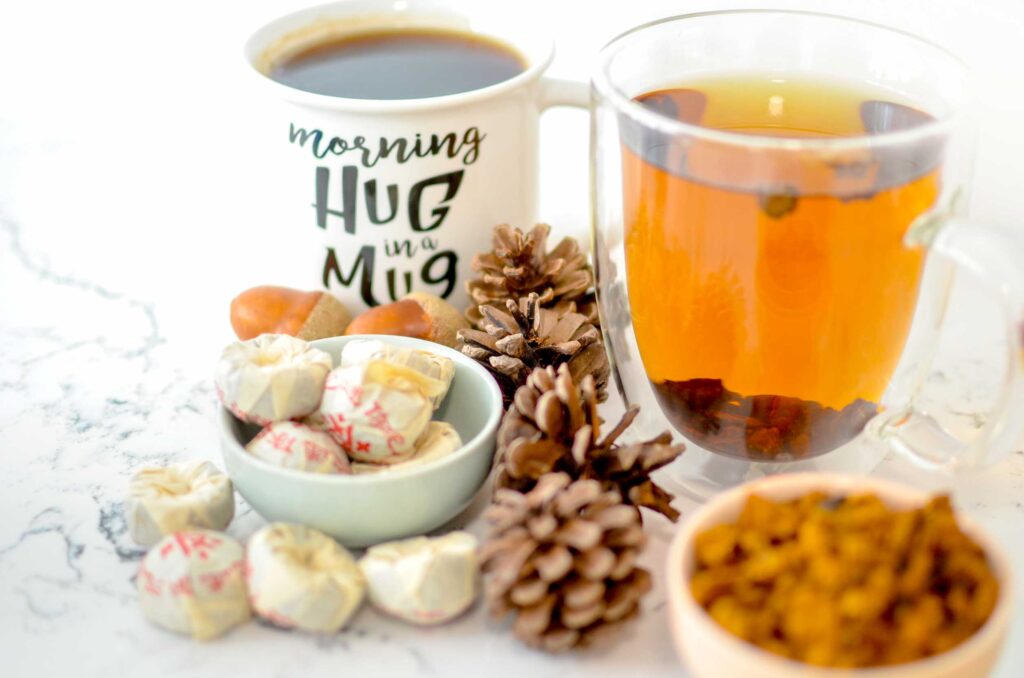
left=496, top=365, right=684, bottom=522
left=480, top=472, right=652, bottom=652
left=459, top=293, right=609, bottom=406
left=466, top=223, right=598, bottom=327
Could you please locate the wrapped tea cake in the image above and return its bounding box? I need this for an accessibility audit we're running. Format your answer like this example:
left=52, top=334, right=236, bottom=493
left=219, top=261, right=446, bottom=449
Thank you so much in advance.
left=403, top=421, right=462, bottom=467
left=340, top=339, right=455, bottom=409
left=137, top=530, right=250, bottom=640
left=246, top=421, right=351, bottom=474
left=215, top=334, right=332, bottom=425
left=359, top=531, right=479, bottom=624
left=246, top=523, right=365, bottom=632
left=318, top=360, right=446, bottom=464
left=126, top=460, right=235, bottom=547
left=349, top=421, right=463, bottom=474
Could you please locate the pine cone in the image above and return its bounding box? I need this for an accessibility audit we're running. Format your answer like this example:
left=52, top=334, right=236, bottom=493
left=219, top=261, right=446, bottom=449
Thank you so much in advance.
left=480, top=472, right=652, bottom=652
left=459, top=293, right=609, bottom=407
left=466, top=223, right=598, bottom=327
left=495, top=365, right=685, bottom=522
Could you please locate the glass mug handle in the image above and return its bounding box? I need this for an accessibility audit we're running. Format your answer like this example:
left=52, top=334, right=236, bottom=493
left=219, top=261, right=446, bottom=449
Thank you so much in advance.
left=872, top=219, right=1024, bottom=470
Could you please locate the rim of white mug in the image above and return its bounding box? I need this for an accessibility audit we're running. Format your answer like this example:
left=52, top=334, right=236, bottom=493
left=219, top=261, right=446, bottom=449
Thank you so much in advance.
left=592, top=9, right=969, bottom=152
left=242, top=0, right=555, bottom=113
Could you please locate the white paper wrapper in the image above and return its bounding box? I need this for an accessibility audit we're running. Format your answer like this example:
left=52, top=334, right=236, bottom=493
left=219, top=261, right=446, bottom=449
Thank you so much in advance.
left=137, top=530, right=250, bottom=640
left=318, top=360, right=445, bottom=463
left=407, top=421, right=462, bottom=466
left=246, top=421, right=351, bottom=474
left=359, top=531, right=478, bottom=624
left=127, top=461, right=235, bottom=547
left=340, top=339, right=455, bottom=409
left=215, top=334, right=332, bottom=425
left=349, top=422, right=463, bottom=475
left=246, top=523, right=365, bottom=633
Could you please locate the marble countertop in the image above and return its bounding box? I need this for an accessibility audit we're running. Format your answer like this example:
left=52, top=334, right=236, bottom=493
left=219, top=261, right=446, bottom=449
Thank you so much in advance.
left=3, top=1, right=1024, bottom=676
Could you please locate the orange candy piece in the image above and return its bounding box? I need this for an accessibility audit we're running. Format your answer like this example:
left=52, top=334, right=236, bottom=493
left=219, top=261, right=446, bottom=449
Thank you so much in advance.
left=344, top=299, right=431, bottom=339
left=230, top=286, right=351, bottom=341
left=344, top=293, right=469, bottom=348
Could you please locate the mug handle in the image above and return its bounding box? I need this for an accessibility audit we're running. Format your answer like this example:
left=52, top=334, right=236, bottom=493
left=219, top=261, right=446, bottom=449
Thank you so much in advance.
left=871, top=218, right=1024, bottom=470
left=539, top=77, right=590, bottom=110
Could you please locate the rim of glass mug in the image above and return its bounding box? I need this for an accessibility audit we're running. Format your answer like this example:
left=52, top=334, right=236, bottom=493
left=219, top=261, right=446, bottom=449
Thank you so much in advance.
left=591, top=9, right=969, bottom=150
left=243, top=0, right=555, bottom=113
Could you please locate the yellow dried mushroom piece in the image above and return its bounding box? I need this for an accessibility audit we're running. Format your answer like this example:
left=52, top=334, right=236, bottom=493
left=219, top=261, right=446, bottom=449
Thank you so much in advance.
left=690, top=493, right=998, bottom=668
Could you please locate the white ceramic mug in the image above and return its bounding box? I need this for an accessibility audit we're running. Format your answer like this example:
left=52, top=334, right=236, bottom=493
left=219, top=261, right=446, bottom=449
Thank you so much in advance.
left=243, top=0, right=587, bottom=314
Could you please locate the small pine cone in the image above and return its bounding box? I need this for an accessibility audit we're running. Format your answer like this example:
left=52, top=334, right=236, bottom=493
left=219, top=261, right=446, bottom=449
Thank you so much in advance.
left=459, top=293, right=609, bottom=407
left=466, top=223, right=598, bottom=328
left=480, top=472, right=653, bottom=652
left=495, top=365, right=685, bottom=522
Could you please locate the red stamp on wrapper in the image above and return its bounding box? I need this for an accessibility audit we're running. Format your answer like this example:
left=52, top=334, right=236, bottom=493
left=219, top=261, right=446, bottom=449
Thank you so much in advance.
left=365, top=401, right=404, bottom=454
left=160, top=532, right=223, bottom=561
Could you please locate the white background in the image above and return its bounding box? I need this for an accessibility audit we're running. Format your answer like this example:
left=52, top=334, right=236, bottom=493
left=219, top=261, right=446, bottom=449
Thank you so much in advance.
left=2, top=1, right=1024, bottom=676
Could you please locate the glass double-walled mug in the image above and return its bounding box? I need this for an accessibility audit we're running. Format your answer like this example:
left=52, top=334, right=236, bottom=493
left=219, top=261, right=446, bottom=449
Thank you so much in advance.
left=591, top=10, right=1024, bottom=496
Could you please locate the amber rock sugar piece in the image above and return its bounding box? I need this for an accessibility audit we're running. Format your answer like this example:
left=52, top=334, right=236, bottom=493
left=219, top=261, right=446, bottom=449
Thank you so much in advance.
left=345, top=292, right=468, bottom=348
left=466, top=223, right=599, bottom=328
left=480, top=473, right=652, bottom=652
left=230, top=285, right=351, bottom=341
left=690, top=493, right=1000, bottom=668
left=494, top=364, right=684, bottom=522
left=459, top=293, right=609, bottom=406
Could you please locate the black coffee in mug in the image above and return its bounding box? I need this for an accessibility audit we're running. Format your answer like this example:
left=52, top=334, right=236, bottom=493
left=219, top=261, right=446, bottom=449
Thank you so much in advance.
left=269, top=28, right=526, bottom=99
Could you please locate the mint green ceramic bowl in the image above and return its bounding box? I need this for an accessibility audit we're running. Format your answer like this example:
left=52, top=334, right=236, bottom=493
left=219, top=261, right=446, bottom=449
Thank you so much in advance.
left=219, top=335, right=502, bottom=547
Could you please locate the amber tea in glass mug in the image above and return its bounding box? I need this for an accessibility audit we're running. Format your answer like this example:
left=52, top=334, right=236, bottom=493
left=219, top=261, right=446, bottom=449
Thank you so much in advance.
left=625, top=75, right=938, bottom=460
left=592, top=11, right=1024, bottom=495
